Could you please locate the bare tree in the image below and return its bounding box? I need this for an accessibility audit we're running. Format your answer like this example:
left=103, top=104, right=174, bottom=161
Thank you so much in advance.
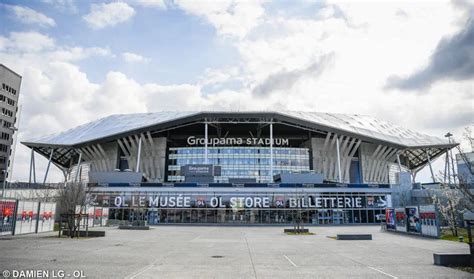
left=56, top=182, right=90, bottom=238
left=454, top=127, right=474, bottom=211
left=428, top=127, right=474, bottom=237
left=432, top=185, right=463, bottom=236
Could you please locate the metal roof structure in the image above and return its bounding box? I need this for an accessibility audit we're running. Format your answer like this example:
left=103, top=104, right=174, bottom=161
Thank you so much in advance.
left=22, top=111, right=456, bottom=170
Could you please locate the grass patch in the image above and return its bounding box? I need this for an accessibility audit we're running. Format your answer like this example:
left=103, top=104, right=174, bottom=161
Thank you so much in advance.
left=285, top=232, right=315, bottom=235
left=326, top=236, right=337, bottom=240
left=441, top=228, right=470, bottom=243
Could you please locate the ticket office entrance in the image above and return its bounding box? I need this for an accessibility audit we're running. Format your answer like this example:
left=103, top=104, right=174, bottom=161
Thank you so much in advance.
left=109, top=208, right=385, bottom=225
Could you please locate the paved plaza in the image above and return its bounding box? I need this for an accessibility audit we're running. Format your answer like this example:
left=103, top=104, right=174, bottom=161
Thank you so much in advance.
left=0, top=226, right=471, bottom=278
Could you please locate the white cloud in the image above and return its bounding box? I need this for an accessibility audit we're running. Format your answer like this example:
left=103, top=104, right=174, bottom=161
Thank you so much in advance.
left=83, top=2, right=135, bottom=29
left=136, top=0, right=167, bottom=9
left=5, top=5, right=56, bottom=27
left=175, top=0, right=266, bottom=38
left=198, top=67, right=240, bottom=86
left=0, top=32, right=55, bottom=52
left=122, top=52, right=149, bottom=63
left=41, top=0, right=78, bottom=13
left=0, top=32, right=113, bottom=69
left=1, top=2, right=472, bottom=184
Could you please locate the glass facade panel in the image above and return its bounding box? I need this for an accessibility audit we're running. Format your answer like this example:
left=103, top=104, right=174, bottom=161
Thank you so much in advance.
left=168, top=147, right=310, bottom=183
left=98, top=190, right=388, bottom=225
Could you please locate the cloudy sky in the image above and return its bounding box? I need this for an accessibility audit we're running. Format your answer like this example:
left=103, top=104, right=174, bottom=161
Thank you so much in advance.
left=0, top=0, right=473, bottom=183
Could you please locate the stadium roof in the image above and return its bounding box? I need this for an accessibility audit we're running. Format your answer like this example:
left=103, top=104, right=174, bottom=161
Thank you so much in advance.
left=23, top=111, right=453, bottom=148
left=22, top=111, right=456, bottom=169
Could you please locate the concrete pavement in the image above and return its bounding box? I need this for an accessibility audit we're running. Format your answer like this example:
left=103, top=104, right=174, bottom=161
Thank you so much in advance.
left=0, top=226, right=471, bottom=278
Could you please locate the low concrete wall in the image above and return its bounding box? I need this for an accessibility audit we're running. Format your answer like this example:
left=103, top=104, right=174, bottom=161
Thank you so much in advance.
left=433, top=253, right=472, bottom=266
left=337, top=234, right=372, bottom=240
left=284, top=228, right=309, bottom=233
left=118, top=225, right=150, bottom=230
left=62, top=230, right=105, bottom=237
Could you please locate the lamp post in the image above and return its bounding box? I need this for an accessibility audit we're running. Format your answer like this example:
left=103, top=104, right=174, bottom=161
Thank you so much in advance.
left=1, top=126, right=18, bottom=198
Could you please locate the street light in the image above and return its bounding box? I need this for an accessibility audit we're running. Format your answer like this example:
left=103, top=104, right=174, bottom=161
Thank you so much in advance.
left=1, top=126, right=18, bottom=198
left=444, top=132, right=457, bottom=185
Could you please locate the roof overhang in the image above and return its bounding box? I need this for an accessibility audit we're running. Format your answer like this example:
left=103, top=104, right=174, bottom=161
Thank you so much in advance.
left=22, top=111, right=458, bottom=170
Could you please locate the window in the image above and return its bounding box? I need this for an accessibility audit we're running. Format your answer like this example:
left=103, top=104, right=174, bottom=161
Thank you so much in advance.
left=167, top=147, right=310, bottom=183
left=0, top=132, right=10, bottom=141
left=1, top=108, right=14, bottom=117
left=1, top=83, right=17, bottom=96
left=0, top=144, right=8, bottom=152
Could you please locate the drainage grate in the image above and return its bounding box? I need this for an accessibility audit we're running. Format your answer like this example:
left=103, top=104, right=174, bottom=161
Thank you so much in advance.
left=211, top=255, right=224, bottom=258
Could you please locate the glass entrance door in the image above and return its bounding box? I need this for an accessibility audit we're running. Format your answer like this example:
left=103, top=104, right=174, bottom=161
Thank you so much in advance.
left=317, top=210, right=332, bottom=225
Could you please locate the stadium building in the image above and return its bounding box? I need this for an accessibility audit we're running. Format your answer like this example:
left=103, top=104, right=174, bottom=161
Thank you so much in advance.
left=22, top=111, right=456, bottom=225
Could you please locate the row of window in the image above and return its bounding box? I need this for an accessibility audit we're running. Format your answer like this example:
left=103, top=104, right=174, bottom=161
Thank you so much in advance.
left=0, top=144, right=9, bottom=152
left=1, top=83, right=17, bottom=96
left=1, top=120, right=12, bottom=128
left=170, top=147, right=309, bottom=156
left=1, top=108, right=14, bottom=118
left=0, top=95, right=16, bottom=107
left=170, top=158, right=310, bottom=167
left=168, top=147, right=310, bottom=183
left=0, top=132, right=10, bottom=141
left=111, top=208, right=385, bottom=225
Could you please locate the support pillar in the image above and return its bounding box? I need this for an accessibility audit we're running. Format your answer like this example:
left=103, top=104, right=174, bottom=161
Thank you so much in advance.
left=28, top=148, right=35, bottom=185
left=444, top=149, right=449, bottom=184
left=32, top=151, right=36, bottom=184
left=270, top=122, right=273, bottom=182
left=449, top=147, right=456, bottom=184
left=43, top=149, right=54, bottom=184
left=336, top=136, right=342, bottom=183
left=204, top=121, right=208, bottom=164
left=136, top=136, right=142, bottom=172
left=73, top=152, right=82, bottom=183
left=425, top=149, right=436, bottom=183
left=396, top=153, right=402, bottom=173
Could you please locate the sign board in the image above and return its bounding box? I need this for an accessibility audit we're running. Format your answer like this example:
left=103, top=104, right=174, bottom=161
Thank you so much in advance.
left=386, top=205, right=440, bottom=238
left=419, top=205, right=439, bottom=237
left=111, top=194, right=375, bottom=209
left=187, top=136, right=290, bottom=146
left=385, top=208, right=396, bottom=230
left=181, top=165, right=221, bottom=177
left=15, top=201, right=39, bottom=235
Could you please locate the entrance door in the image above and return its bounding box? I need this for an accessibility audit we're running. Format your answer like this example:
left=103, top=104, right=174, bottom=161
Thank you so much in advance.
left=147, top=209, right=159, bottom=224
left=227, top=209, right=243, bottom=223
left=333, top=210, right=344, bottom=224
left=317, top=210, right=332, bottom=225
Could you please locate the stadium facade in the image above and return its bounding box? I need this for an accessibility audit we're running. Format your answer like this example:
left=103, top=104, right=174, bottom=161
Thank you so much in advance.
left=22, top=111, right=456, bottom=225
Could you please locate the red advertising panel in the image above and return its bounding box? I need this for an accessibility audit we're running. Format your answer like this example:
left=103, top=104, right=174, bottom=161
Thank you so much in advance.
left=419, top=205, right=439, bottom=237
left=385, top=208, right=396, bottom=230
left=0, top=199, right=17, bottom=236
left=15, top=201, right=39, bottom=235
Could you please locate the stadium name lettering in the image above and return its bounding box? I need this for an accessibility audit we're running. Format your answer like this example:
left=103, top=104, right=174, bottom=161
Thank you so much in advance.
left=113, top=196, right=363, bottom=209
left=187, top=136, right=289, bottom=146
